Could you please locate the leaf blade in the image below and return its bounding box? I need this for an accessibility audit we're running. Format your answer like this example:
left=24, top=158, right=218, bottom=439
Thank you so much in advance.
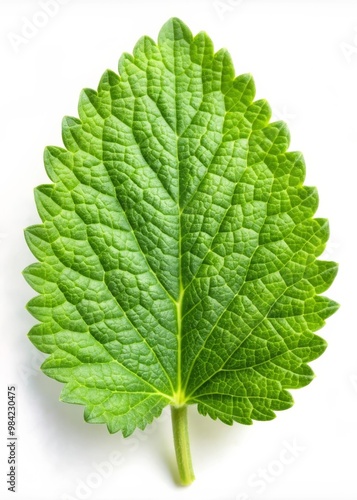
left=24, top=17, right=338, bottom=437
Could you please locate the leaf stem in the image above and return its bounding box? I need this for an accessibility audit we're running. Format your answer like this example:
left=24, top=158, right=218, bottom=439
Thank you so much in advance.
left=171, top=405, right=195, bottom=485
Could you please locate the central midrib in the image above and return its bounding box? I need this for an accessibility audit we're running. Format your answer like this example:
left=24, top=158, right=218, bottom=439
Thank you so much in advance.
left=174, top=34, right=184, bottom=406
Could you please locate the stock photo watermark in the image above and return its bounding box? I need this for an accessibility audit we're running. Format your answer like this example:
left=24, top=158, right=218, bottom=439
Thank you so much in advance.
left=6, top=386, right=17, bottom=493
left=212, top=0, right=244, bottom=21
left=61, top=410, right=170, bottom=500
left=7, top=0, right=73, bottom=54
left=272, top=105, right=297, bottom=126
left=340, top=27, right=357, bottom=64
left=61, top=450, right=124, bottom=500
left=350, top=374, right=357, bottom=394
left=235, top=438, right=306, bottom=500
left=18, top=351, right=46, bottom=386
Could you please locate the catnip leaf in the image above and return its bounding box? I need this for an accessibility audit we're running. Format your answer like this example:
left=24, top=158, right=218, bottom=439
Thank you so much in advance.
left=24, top=18, right=338, bottom=484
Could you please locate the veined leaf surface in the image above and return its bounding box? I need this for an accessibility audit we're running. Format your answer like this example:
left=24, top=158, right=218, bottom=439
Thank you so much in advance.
left=24, top=17, right=338, bottom=483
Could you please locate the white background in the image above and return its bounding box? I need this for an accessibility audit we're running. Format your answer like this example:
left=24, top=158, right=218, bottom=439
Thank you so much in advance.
left=1, top=1, right=356, bottom=499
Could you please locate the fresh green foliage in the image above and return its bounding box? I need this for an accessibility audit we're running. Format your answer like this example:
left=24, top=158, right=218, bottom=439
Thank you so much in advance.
left=24, top=17, right=338, bottom=481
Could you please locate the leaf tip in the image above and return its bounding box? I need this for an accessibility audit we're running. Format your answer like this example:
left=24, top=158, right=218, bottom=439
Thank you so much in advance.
left=158, top=17, right=193, bottom=45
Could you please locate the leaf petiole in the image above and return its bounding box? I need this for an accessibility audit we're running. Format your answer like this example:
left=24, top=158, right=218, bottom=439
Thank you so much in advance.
left=171, top=405, right=195, bottom=486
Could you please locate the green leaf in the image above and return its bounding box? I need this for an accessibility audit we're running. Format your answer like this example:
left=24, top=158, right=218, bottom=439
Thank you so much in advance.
left=24, top=17, right=338, bottom=484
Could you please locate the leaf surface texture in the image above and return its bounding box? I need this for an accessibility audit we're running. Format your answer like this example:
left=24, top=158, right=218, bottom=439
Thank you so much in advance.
left=24, top=18, right=338, bottom=435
